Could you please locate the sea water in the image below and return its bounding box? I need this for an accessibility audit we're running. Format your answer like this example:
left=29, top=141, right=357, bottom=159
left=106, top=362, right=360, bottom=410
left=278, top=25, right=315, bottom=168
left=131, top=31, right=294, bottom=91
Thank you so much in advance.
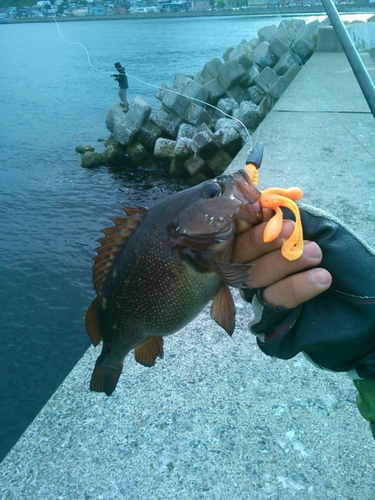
left=0, top=13, right=370, bottom=462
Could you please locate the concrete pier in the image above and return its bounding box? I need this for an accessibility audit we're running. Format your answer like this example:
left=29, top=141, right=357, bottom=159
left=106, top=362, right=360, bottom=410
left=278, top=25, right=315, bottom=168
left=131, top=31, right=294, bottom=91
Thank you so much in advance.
left=0, top=52, right=374, bottom=500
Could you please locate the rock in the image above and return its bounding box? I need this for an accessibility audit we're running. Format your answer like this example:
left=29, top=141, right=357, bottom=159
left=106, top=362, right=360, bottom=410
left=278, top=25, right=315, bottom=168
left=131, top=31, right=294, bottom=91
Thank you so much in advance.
left=151, top=108, right=182, bottom=138
left=184, top=103, right=211, bottom=127
left=295, top=23, right=319, bottom=47
left=228, top=44, right=254, bottom=69
left=259, top=94, right=277, bottom=118
left=126, top=141, right=149, bottom=165
left=243, top=64, right=260, bottom=87
left=278, top=19, right=306, bottom=39
left=177, top=123, right=196, bottom=140
left=233, top=101, right=262, bottom=131
left=253, top=41, right=277, bottom=69
left=269, top=36, right=290, bottom=59
left=292, top=37, right=315, bottom=62
left=169, top=157, right=186, bottom=177
left=255, top=67, right=279, bottom=93
left=207, top=149, right=233, bottom=176
left=155, top=83, right=169, bottom=102
left=183, top=79, right=209, bottom=104
left=214, top=98, right=239, bottom=118
left=154, top=138, right=176, bottom=160
left=173, top=73, right=193, bottom=91
left=162, top=89, right=190, bottom=116
left=174, top=137, right=194, bottom=160
left=75, top=144, right=94, bottom=154
left=111, top=96, right=152, bottom=146
left=106, top=103, right=127, bottom=133
left=213, top=127, right=242, bottom=157
left=81, top=151, right=103, bottom=168
left=112, top=121, right=139, bottom=146
left=273, top=52, right=299, bottom=76
left=283, top=63, right=301, bottom=85
left=184, top=154, right=206, bottom=176
left=201, top=58, right=223, bottom=83
left=192, top=124, right=217, bottom=160
left=141, top=158, right=160, bottom=171
left=258, top=24, right=278, bottom=43
left=222, top=47, right=234, bottom=62
left=269, top=76, right=289, bottom=100
left=102, top=144, right=127, bottom=166
left=248, top=38, right=260, bottom=50
left=125, top=96, right=152, bottom=128
left=138, top=121, right=162, bottom=151
left=203, top=78, right=226, bottom=103
left=248, top=85, right=266, bottom=105
left=225, top=85, right=248, bottom=104
left=215, top=117, right=245, bottom=137
left=217, top=60, right=246, bottom=92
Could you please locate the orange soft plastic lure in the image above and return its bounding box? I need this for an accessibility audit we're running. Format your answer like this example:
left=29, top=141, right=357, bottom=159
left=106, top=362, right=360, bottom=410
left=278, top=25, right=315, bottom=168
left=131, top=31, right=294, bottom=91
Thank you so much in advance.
left=244, top=144, right=304, bottom=261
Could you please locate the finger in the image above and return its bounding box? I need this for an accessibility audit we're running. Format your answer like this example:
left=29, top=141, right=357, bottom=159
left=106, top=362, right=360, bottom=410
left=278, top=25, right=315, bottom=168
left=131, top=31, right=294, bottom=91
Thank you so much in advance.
left=234, top=208, right=272, bottom=235
left=233, top=220, right=295, bottom=264
left=244, top=241, right=323, bottom=288
left=262, top=268, right=332, bottom=309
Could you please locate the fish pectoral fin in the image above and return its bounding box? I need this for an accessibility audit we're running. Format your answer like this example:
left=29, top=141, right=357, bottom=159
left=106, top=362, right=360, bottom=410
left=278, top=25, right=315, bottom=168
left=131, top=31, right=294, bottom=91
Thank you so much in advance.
left=134, top=336, right=164, bottom=367
left=85, top=297, right=102, bottom=346
left=211, top=283, right=235, bottom=336
left=210, top=260, right=255, bottom=289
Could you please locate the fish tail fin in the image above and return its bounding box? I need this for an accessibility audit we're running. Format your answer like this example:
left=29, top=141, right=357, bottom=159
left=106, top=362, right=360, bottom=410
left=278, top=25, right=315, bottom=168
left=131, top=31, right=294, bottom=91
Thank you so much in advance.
left=90, top=351, right=123, bottom=396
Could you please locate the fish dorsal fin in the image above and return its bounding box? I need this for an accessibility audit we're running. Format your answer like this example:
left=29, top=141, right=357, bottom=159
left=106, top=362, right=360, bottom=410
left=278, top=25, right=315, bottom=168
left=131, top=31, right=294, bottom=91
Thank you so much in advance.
left=92, top=206, right=147, bottom=295
left=211, top=283, right=236, bottom=336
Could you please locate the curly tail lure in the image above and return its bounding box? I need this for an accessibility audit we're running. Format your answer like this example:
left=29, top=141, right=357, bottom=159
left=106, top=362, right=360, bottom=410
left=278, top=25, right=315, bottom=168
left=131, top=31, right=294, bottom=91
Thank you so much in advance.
left=244, top=143, right=304, bottom=262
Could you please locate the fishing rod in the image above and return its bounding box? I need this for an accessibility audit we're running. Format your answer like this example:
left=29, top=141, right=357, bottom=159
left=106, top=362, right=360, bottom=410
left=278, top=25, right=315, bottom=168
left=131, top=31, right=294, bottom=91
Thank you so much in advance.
left=320, top=0, right=375, bottom=119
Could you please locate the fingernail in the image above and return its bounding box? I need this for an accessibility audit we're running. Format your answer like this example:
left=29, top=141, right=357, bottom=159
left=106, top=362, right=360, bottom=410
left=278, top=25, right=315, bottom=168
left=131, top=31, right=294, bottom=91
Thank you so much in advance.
left=304, top=242, right=322, bottom=259
left=310, top=269, right=332, bottom=286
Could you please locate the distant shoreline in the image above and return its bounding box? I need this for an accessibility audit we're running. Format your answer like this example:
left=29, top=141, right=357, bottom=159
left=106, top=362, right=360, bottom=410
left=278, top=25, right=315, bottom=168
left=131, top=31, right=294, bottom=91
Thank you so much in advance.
left=1, top=4, right=374, bottom=25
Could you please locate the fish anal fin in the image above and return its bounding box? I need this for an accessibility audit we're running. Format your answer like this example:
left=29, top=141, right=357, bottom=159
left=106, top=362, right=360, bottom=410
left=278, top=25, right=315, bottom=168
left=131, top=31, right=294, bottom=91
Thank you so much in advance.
left=92, top=206, right=147, bottom=295
left=134, top=336, right=164, bottom=367
left=211, top=283, right=236, bottom=336
left=90, top=358, right=123, bottom=396
left=85, top=297, right=102, bottom=346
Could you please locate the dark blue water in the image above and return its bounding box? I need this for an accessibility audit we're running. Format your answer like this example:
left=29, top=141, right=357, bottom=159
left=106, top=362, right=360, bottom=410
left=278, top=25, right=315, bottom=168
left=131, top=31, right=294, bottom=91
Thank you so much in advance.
left=0, top=14, right=326, bottom=462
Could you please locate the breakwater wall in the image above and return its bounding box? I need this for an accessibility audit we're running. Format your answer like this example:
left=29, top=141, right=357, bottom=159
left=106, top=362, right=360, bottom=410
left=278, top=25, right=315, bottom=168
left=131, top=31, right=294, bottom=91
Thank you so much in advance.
left=78, top=17, right=324, bottom=182
left=77, top=15, right=374, bottom=183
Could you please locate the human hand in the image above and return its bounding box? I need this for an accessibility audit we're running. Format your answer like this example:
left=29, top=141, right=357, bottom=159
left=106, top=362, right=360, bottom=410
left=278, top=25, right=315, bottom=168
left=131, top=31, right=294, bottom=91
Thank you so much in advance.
left=233, top=218, right=332, bottom=309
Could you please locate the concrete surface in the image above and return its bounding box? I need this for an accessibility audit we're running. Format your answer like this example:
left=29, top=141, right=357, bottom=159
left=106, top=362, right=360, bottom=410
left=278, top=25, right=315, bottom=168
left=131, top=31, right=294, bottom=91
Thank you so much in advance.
left=0, top=53, right=374, bottom=500
left=317, top=21, right=375, bottom=53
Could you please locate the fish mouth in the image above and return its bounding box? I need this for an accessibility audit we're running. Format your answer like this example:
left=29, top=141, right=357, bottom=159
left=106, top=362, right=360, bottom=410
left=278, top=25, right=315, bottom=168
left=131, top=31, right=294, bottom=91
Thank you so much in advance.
left=179, top=221, right=235, bottom=241
left=233, top=169, right=262, bottom=225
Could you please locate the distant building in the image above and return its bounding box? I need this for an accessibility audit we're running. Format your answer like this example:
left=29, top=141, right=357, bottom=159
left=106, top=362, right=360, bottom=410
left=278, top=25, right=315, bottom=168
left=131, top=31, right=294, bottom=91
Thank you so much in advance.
left=159, top=0, right=188, bottom=10
left=72, top=7, right=89, bottom=15
left=191, top=0, right=210, bottom=9
left=130, top=4, right=161, bottom=12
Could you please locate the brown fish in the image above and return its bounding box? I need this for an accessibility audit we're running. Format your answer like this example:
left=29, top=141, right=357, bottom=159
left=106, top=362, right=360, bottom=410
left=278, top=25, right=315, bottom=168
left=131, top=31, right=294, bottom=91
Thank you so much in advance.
left=85, top=168, right=261, bottom=395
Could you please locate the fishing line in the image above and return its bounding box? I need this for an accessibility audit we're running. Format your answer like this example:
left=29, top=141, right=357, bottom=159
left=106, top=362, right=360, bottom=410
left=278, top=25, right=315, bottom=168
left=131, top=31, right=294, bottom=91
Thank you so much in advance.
left=51, top=7, right=108, bottom=76
left=51, top=7, right=253, bottom=152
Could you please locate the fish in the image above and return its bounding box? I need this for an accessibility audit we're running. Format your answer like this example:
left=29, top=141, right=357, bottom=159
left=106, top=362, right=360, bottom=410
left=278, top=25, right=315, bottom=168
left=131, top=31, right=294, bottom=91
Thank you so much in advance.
left=85, top=167, right=262, bottom=396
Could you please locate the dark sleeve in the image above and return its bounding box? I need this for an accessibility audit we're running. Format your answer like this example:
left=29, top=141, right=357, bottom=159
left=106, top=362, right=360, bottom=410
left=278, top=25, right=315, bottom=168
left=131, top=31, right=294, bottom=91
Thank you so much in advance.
left=244, top=204, right=375, bottom=378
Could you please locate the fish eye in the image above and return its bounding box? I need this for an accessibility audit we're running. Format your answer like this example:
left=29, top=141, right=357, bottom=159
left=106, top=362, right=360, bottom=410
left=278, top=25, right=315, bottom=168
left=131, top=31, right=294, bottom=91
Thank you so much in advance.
left=202, top=182, right=223, bottom=199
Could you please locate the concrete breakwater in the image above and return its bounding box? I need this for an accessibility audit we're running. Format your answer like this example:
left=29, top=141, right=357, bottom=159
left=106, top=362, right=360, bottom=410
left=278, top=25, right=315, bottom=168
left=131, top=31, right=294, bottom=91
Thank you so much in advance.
left=77, top=17, right=323, bottom=182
